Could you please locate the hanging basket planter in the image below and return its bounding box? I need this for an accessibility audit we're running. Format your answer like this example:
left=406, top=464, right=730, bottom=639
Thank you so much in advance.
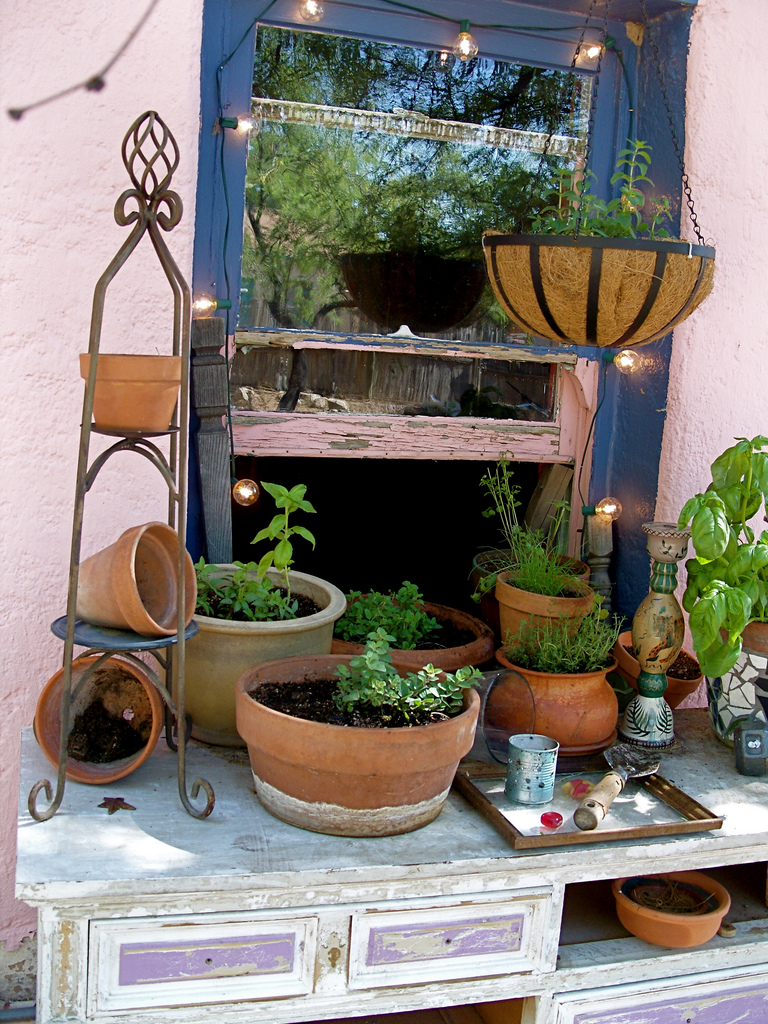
left=483, top=233, right=716, bottom=349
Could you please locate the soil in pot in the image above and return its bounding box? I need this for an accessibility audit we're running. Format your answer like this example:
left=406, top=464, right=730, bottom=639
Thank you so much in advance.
left=68, top=699, right=149, bottom=762
left=615, top=631, right=702, bottom=709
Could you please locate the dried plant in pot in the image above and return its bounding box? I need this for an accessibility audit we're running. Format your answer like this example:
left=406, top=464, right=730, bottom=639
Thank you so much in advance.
left=612, top=871, right=730, bottom=948
left=483, top=142, right=715, bottom=348
left=236, top=630, right=481, bottom=836
left=495, top=600, right=620, bottom=755
left=331, top=581, right=494, bottom=671
left=185, top=482, right=346, bottom=746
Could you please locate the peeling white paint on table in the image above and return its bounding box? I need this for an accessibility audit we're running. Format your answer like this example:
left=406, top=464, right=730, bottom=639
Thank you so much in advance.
left=16, top=713, right=768, bottom=1024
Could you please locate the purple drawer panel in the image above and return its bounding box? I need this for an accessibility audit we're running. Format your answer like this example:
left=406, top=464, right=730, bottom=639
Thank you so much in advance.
left=367, top=913, right=524, bottom=966
left=118, top=932, right=296, bottom=986
left=574, top=982, right=768, bottom=1024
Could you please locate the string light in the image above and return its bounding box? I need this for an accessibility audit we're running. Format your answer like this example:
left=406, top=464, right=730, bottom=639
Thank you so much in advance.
left=192, top=294, right=233, bottom=318
left=594, top=496, right=623, bottom=522
left=603, top=349, right=642, bottom=374
left=219, top=115, right=253, bottom=133
left=453, top=20, right=478, bottom=61
left=232, top=479, right=260, bottom=506
left=299, top=0, right=324, bottom=22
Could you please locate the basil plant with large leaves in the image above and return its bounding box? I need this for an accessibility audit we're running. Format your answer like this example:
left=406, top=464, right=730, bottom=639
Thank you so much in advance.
left=677, top=435, right=768, bottom=677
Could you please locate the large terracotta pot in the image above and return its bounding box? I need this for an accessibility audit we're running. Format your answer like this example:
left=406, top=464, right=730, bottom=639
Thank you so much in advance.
left=741, top=620, right=768, bottom=656
left=185, top=568, right=346, bottom=746
left=236, top=654, right=480, bottom=837
left=331, top=601, right=494, bottom=670
left=613, top=630, right=703, bottom=709
left=34, top=656, right=164, bottom=784
left=612, top=871, right=730, bottom=948
left=472, top=550, right=589, bottom=638
left=495, top=573, right=593, bottom=645
left=494, top=649, right=618, bottom=755
left=80, top=353, right=182, bottom=433
left=75, top=521, right=196, bottom=638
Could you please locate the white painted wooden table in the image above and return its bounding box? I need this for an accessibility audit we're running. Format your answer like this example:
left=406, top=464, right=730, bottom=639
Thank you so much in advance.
left=16, top=712, right=768, bottom=1024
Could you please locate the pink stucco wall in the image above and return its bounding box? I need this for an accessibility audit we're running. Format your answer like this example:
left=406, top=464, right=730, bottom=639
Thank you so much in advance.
left=0, top=0, right=204, bottom=947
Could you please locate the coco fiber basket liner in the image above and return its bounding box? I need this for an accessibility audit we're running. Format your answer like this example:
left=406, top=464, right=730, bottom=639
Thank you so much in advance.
left=483, top=233, right=716, bottom=348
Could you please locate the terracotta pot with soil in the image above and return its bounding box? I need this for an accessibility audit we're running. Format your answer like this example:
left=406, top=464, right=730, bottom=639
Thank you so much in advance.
left=76, top=521, right=196, bottom=638
left=80, top=353, right=182, bottom=433
left=495, top=573, right=594, bottom=643
left=235, top=654, right=480, bottom=837
left=494, top=648, right=618, bottom=755
left=612, top=871, right=730, bottom=948
left=613, top=630, right=703, bottom=709
left=185, top=567, right=347, bottom=746
left=331, top=601, right=494, bottom=671
left=34, top=655, right=164, bottom=784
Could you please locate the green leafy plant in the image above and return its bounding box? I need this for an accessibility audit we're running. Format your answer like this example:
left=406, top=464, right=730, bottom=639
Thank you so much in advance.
left=250, top=481, right=316, bottom=602
left=334, top=628, right=481, bottom=720
left=474, top=458, right=582, bottom=599
left=194, top=560, right=299, bottom=622
left=531, top=140, right=672, bottom=240
left=502, top=599, right=620, bottom=674
left=334, top=581, right=442, bottom=648
left=677, top=435, right=768, bottom=676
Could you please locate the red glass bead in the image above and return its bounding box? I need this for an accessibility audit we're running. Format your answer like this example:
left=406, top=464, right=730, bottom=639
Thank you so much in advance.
left=540, top=811, right=563, bottom=830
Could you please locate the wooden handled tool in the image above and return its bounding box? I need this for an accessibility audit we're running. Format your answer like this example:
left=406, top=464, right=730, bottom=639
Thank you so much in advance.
left=573, top=744, right=661, bottom=831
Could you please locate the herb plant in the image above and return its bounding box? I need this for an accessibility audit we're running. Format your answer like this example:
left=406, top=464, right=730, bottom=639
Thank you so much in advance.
left=475, top=458, right=582, bottom=599
left=334, top=581, right=441, bottom=648
left=335, top=628, right=481, bottom=720
left=250, top=481, right=316, bottom=602
left=678, top=435, right=768, bottom=676
left=503, top=600, right=620, bottom=674
left=531, top=140, right=672, bottom=240
left=194, top=560, right=299, bottom=622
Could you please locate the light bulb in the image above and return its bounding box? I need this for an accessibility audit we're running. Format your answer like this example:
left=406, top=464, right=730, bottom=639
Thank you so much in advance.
left=576, top=41, right=603, bottom=67
left=453, top=21, right=478, bottom=61
left=192, top=293, right=217, bottom=318
left=613, top=349, right=641, bottom=374
left=299, top=0, right=324, bottom=22
left=233, top=478, right=260, bottom=506
left=584, top=43, right=602, bottom=59
left=595, top=496, right=623, bottom=522
left=433, top=49, right=455, bottom=72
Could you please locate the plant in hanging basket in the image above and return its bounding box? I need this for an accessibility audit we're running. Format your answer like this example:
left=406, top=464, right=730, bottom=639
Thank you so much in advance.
left=483, top=141, right=715, bottom=348
left=677, top=435, right=768, bottom=676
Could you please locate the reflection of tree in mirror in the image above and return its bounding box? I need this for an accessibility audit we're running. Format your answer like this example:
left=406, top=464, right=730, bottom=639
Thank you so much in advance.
left=241, top=27, right=587, bottom=336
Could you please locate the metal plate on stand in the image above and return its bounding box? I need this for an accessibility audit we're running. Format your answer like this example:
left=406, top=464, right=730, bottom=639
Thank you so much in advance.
left=51, top=616, right=198, bottom=650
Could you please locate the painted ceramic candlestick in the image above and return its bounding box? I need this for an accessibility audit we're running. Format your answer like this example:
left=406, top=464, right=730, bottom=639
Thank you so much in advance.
left=619, top=522, right=691, bottom=748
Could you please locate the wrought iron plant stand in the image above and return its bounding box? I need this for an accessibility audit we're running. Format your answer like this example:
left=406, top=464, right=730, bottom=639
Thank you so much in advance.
left=28, top=112, right=214, bottom=821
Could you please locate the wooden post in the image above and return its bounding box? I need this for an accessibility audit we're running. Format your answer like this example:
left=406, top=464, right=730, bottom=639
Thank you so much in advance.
left=191, top=317, right=232, bottom=563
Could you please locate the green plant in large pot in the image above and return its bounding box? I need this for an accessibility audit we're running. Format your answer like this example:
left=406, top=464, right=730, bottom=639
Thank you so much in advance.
left=472, top=459, right=589, bottom=637
left=331, top=580, right=495, bottom=670
left=677, top=435, right=768, bottom=677
left=236, top=629, right=481, bottom=836
left=483, top=141, right=715, bottom=348
left=495, top=601, right=621, bottom=755
left=184, top=482, right=346, bottom=746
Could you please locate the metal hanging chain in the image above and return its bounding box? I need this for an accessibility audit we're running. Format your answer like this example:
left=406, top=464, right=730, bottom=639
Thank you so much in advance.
left=574, top=0, right=613, bottom=238
left=639, top=0, right=705, bottom=244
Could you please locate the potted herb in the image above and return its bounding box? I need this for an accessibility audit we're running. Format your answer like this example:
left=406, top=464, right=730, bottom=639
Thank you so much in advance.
left=495, top=601, right=620, bottom=754
left=236, top=628, right=481, bottom=836
left=184, top=482, right=346, bottom=746
left=482, top=140, right=716, bottom=348
left=677, top=435, right=768, bottom=677
left=331, top=580, right=495, bottom=670
left=474, top=460, right=592, bottom=639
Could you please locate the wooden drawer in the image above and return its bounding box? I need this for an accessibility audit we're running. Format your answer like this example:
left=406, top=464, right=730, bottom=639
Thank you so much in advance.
left=88, top=912, right=317, bottom=1012
left=552, top=965, right=768, bottom=1023
left=349, top=890, right=552, bottom=989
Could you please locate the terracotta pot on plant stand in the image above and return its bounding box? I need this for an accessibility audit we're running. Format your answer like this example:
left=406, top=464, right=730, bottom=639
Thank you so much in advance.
left=236, top=654, right=480, bottom=837
left=80, top=353, right=182, bottom=433
left=185, top=567, right=347, bottom=746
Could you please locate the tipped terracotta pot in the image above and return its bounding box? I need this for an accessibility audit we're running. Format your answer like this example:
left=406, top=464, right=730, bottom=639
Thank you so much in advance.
left=76, top=521, right=196, bottom=637
left=612, top=871, right=730, bottom=948
left=34, top=656, right=164, bottom=784
left=80, top=353, right=182, bottom=433
left=471, top=550, right=590, bottom=638
left=185, top=568, right=347, bottom=747
left=613, top=630, right=703, bottom=709
left=236, top=654, right=480, bottom=837
left=331, top=601, right=494, bottom=670
left=494, top=648, right=618, bottom=755
left=495, top=573, right=594, bottom=645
